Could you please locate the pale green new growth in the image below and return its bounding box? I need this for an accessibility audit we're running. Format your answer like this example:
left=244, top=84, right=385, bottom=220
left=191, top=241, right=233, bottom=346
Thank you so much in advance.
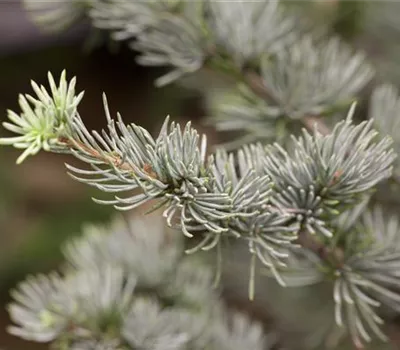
left=0, top=71, right=83, bottom=163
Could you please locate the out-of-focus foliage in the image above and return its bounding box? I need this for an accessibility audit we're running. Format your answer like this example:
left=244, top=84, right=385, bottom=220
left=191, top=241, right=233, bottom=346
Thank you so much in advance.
left=8, top=215, right=270, bottom=349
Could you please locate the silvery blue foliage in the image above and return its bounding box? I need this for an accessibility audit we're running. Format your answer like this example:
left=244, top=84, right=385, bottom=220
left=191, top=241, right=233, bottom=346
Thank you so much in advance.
left=162, top=257, right=217, bottom=307
left=369, top=84, right=400, bottom=178
left=90, top=0, right=196, bottom=38
left=122, top=298, right=207, bottom=350
left=211, top=311, right=267, bottom=350
left=206, top=85, right=282, bottom=149
left=8, top=265, right=137, bottom=343
left=59, top=88, right=304, bottom=283
left=8, top=273, right=72, bottom=342
left=69, top=339, right=121, bottom=350
left=2, top=71, right=397, bottom=316
left=90, top=0, right=181, bottom=40
left=205, top=37, right=373, bottom=148
left=8, top=216, right=269, bottom=349
left=260, top=37, right=374, bottom=119
left=275, top=203, right=400, bottom=348
left=90, top=0, right=208, bottom=86
left=63, top=216, right=179, bottom=288
left=363, top=1, right=400, bottom=84
left=264, top=105, right=395, bottom=238
left=208, top=0, right=297, bottom=67
left=257, top=202, right=400, bottom=349
left=65, top=102, right=234, bottom=239
left=23, top=0, right=87, bottom=31
left=332, top=206, right=400, bottom=347
left=211, top=146, right=298, bottom=287
left=88, top=0, right=299, bottom=85
left=132, top=15, right=208, bottom=87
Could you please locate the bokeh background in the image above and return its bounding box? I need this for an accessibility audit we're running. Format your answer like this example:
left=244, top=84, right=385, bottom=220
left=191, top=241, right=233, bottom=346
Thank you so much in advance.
left=1, top=1, right=400, bottom=349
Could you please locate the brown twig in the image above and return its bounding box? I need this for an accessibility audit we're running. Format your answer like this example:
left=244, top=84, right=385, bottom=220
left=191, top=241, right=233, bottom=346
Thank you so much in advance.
left=296, top=230, right=344, bottom=269
left=302, top=115, right=332, bottom=135
left=58, top=136, right=158, bottom=178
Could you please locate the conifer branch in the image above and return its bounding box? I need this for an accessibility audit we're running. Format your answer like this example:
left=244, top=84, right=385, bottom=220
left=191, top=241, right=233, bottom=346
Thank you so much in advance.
left=0, top=72, right=394, bottom=296
left=6, top=0, right=400, bottom=348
